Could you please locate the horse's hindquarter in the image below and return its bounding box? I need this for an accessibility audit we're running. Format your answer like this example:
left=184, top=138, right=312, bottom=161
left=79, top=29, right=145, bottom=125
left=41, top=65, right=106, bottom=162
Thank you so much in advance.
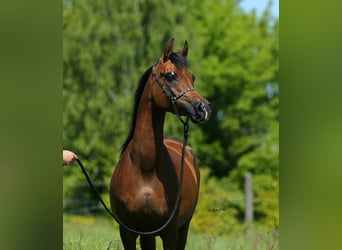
left=164, top=138, right=200, bottom=224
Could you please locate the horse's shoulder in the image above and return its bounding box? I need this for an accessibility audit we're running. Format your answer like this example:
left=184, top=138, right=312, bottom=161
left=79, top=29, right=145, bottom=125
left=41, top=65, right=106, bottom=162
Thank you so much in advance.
left=164, top=137, right=195, bottom=157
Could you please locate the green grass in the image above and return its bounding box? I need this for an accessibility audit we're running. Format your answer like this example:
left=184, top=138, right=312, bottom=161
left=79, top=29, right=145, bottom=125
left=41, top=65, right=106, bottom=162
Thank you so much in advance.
left=63, top=214, right=278, bottom=250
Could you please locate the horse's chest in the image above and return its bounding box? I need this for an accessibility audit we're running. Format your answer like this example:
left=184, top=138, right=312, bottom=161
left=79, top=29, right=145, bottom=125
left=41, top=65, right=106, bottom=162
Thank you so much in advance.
left=122, top=181, right=169, bottom=216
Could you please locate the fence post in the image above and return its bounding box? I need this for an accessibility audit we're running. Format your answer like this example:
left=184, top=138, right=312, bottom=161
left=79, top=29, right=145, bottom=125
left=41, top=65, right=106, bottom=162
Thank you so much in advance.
left=245, top=172, right=253, bottom=232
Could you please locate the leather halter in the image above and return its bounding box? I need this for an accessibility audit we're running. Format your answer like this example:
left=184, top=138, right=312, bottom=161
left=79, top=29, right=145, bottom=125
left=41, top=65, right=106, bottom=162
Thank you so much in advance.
left=151, top=62, right=195, bottom=105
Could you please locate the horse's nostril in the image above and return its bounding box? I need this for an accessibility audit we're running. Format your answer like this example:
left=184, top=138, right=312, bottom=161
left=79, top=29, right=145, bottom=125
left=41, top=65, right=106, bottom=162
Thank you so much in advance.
left=198, top=102, right=204, bottom=111
left=198, top=101, right=211, bottom=112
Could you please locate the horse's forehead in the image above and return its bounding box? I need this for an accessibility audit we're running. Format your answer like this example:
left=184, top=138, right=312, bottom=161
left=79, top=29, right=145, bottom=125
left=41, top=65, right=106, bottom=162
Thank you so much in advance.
left=160, top=60, right=177, bottom=71
left=160, top=60, right=190, bottom=75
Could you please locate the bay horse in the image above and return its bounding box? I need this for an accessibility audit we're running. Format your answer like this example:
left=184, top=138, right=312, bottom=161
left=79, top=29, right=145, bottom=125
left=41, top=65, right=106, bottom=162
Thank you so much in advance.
left=109, top=38, right=211, bottom=250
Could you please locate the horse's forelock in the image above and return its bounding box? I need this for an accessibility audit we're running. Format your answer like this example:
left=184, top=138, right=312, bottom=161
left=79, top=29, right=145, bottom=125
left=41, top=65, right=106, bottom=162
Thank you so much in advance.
left=169, top=52, right=188, bottom=68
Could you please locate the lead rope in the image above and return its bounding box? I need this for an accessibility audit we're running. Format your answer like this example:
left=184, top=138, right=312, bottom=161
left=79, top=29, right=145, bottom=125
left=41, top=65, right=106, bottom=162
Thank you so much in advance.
left=75, top=117, right=189, bottom=236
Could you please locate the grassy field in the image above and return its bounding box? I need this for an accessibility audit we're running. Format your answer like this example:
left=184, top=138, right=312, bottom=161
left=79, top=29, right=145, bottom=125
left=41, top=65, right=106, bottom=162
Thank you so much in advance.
left=63, top=214, right=278, bottom=250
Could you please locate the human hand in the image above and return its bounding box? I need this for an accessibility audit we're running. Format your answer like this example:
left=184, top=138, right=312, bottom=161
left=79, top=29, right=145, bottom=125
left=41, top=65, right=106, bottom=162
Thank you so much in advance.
left=63, top=150, right=78, bottom=165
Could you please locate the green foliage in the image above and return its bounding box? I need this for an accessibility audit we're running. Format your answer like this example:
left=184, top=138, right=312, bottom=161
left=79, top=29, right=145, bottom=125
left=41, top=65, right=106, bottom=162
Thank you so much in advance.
left=253, top=174, right=279, bottom=230
left=191, top=168, right=278, bottom=238
left=191, top=168, right=245, bottom=238
left=63, top=0, right=279, bottom=236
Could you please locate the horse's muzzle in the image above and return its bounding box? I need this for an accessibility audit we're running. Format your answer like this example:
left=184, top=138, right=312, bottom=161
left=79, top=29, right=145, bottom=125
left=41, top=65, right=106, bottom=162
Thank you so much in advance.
left=191, top=99, right=212, bottom=123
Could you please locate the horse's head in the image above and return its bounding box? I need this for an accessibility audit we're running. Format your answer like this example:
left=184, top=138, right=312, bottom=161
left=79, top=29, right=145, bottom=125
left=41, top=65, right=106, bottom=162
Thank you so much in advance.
left=151, top=38, right=211, bottom=123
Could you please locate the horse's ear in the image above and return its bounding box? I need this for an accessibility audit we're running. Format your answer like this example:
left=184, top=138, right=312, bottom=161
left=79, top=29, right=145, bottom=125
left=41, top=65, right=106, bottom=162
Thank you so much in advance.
left=179, top=40, right=188, bottom=58
left=163, top=38, right=174, bottom=62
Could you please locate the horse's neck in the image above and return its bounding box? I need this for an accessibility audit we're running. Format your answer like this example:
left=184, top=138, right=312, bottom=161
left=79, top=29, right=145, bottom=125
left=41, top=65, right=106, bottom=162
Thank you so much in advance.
left=131, top=87, right=166, bottom=172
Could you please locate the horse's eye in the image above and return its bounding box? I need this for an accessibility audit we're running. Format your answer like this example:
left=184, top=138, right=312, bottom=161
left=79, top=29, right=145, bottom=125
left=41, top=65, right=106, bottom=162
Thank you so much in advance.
left=161, top=71, right=178, bottom=83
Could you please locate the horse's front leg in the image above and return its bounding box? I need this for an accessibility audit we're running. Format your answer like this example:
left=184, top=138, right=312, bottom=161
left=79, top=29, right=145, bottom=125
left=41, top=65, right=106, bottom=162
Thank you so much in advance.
left=119, top=226, right=137, bottom=250
left=160, top=228, right=178, bottom=250
left=140, top=235, right=156, bottom=250
left=176, top=219, right=191, bottom=250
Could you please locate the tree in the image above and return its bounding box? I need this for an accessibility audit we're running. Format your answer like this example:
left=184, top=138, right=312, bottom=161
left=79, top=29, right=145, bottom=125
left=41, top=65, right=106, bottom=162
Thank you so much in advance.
left=63, top=0, right=141, bottom=207
left=190, top=0, right=279, bottom=179
left=188, top=0, right=279, bottom=230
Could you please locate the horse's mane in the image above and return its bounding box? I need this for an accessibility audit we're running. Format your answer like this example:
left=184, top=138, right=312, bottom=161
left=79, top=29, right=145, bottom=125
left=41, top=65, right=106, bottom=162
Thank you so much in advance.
left=120, top=66, right=152, bottom=155
left=120, top=52, right=188, bottom=155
